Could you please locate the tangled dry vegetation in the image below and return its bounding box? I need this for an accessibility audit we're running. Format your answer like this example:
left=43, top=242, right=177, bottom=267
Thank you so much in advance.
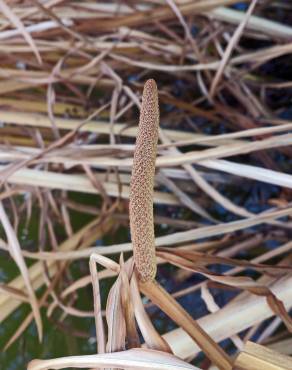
left=0, top=0, right=292, bottom=369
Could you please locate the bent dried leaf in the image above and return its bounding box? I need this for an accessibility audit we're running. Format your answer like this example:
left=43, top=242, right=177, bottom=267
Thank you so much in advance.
left=157, top=247, right=291, bottom=275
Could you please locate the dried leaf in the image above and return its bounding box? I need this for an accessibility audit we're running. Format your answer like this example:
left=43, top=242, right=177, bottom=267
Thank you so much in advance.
left=210, top=0, right=258, bottom=96
left=27, top=348, right=199, bottom=370
left=157, top=249, right=292, bottom=331
left=157, top=247, right=291, bottom=275
left=106, top=272, right=126, bottom=352
left=89, top=253, right=117, bottom=354
left=119, top=256, right=140, bottom=349
left=0, top=202, right=42, bottom=341
left=0, top=0, right=42, bottom=64
left=130, top=273, right=172, bottom=352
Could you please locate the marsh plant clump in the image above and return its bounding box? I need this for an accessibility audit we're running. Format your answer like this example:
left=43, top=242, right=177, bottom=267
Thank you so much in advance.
left=0, top=2, right=292, bottom=370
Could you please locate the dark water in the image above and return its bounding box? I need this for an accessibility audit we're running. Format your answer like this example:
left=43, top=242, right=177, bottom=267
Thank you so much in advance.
left=0, top=193, right=118, bottom=369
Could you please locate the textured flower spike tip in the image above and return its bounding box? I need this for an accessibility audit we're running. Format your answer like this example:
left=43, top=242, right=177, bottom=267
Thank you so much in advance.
left=129, top=79, right=159, bottom=282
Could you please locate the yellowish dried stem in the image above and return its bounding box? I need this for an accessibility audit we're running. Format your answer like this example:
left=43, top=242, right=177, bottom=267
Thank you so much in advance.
left=129, top=79, right=159, bottom=282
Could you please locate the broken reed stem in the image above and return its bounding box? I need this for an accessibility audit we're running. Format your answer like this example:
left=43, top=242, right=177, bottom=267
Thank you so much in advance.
left=129, top=79, right=159, bottom=282
left=139, top=280, right=233, bottom=370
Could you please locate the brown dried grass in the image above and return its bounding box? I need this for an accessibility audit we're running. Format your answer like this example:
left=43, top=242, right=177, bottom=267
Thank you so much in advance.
left=0, top=1, right=292, bottom=369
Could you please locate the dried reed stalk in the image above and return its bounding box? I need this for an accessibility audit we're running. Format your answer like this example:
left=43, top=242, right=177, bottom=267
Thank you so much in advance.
left=233, top=341, right=292, bottom=370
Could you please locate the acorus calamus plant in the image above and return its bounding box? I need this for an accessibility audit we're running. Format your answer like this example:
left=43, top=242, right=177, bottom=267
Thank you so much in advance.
left=130, top=79, right=232, bottom=370
left=129, top=79, right=159, bottom=283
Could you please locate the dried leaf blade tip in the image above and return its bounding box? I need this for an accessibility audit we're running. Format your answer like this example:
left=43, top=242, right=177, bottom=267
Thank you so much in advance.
left=130, top=79, right=159, bottom=282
